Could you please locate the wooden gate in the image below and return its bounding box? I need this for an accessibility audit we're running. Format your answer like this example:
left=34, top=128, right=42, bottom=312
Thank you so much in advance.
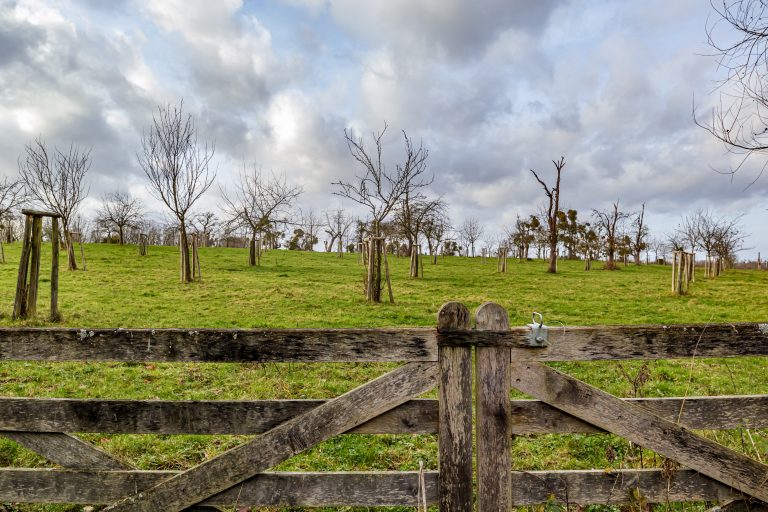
left=0, top=301, right=766, bottom=509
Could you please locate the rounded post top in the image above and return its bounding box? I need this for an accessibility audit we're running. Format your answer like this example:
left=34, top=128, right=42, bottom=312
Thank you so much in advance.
left=437, top=301, right=470, bottom=330
left=475, top=302, right=510, bottom=330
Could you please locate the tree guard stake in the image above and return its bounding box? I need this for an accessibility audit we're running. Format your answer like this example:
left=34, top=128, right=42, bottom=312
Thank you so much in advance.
left=526, top=312, right=549, bottom=347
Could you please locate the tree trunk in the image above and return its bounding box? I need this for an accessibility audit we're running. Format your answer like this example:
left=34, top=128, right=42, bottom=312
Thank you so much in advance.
left=248, top=237, right=256, bottom=266
left=64, top=229, right=78, bottom=271
left=118, top=226, right=125, bottom=246
left=179, top=224, right=192, bottom=283
left=547, top=237, right=557, bottom=273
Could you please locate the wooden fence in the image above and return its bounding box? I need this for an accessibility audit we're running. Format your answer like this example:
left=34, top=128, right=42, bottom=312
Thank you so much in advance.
left=0, top=302, right=766, bottom=510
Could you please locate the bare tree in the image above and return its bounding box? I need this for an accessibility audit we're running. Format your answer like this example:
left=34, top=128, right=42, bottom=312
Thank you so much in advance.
left=530, top=157, right=565, bottom=273
left=396, top=196, right=445, bottom=276
left=18, top=136, right=90, bottom=270
left=0, top=176, right=26, bottom=247
left=138, top=101, right=215, bottom=282
left=592, top=201, right=629, bottom=270
left=324, top=209, right=354, bottom=256
left=96, top=191, right=144, bottom=245
left=697, top=1, right=768, bottom=183
left=333, top=123, right=431, bottom=302
left=299, top=209, right=322, bottom=251
left=630, top=203, right=649, bottom=265
left=422, top=205, right=451, bottom=264
left=459, top=217, right=484, bottom=257
left=191, top=211, right=219, bottom=247
left=221, top=165, right=302, bottom=266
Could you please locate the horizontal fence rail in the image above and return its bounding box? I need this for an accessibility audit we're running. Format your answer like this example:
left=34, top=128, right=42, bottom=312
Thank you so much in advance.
left=0, top=395, right=765, bottom=434
left=0, top=469, right=742, bottom=507
left=0, top=322, right=767, bottom=362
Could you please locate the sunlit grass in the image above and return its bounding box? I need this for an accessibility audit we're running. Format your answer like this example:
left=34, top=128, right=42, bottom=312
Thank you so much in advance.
left=0, top=242, right=765, bottom=511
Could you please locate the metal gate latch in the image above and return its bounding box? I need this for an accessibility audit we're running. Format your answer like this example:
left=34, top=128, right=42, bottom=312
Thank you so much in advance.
left=526, top=312, right=549, bottom=347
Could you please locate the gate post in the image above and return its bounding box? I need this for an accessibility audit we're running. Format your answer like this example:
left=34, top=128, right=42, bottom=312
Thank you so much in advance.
left=475, top=302, right=513, bottom=510
left=437, top=302, right=473, bottom=511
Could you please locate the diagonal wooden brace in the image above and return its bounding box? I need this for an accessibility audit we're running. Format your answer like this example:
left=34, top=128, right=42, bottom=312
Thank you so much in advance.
left=509, top=361, right=768, bottom=503
left=104, top=361, right=438, bottom=512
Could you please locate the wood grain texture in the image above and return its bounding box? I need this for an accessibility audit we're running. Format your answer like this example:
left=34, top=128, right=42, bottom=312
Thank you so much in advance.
left=437, top=302, right=473, bottom=512
left=103, top=361, right=438, bottom=511
left=437, top=322, right=768, bottom=360
left=475, top=302, right=512, bottom=511
left=509, top=361, right=768, bottom=502
left=1, top=432, right=131, bottom=470
left=50, top=216, right=59, bottom=321
left=1, top=395, right=764, bottom=435
left=0, top=328, right=437, bottom=362
left=0, top=469, right=741, bottom=506
left=21, top=209, right=61, bottom=218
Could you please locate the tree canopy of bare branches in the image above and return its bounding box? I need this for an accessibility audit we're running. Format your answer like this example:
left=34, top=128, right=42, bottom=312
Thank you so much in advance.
left=530, top=157, right=565, bottom=273
left=18, top=136, right=90, bottom=270
left=138, top=101, right=216, bottom=282
left=324, top=209, right=354, bottom=256
left=333, top=123, right=432, bottom=301
left=96, top=191, right=144, bottom=245
left=220, top=164, right=303, bottom=265
left=697, top=0, right=768, bottom=183
left=459, top=217, right=484, bottom=257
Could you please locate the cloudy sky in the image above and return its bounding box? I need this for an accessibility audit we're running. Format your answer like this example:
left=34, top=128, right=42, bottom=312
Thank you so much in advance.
left=1, top=0, right=767, bottom=255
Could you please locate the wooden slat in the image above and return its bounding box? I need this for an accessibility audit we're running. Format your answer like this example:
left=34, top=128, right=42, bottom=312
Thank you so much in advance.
left=103, top=361, right=438, bottom=511
left=474, top=302, right=512, bottom=511
left=510, top=469, right=742, bottom=505
left=510, top=395, right=768, bottom=434
left=437, top=302, right=473, bottom=512
left=0, top=328, right=437, bottom=362
left=438, top=322, right=768, bottom=360
left=0, top=468, right=742, bottom=506
left=1, top=321, right=767, bottom=363
left=21, top=208, right=61, bottom=218
left=509, top=362, right=768, bottom=502
left=1, top=395, right=765, bottom=435
left=2, top=432, right=131, bottom=470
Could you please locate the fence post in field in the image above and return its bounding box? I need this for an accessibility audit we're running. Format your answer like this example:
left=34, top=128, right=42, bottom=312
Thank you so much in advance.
left=437, top=301, right=473, bottom=512
left=50, top=216, right=60, bottom=321
left=475, top=302, right=512, bottom=510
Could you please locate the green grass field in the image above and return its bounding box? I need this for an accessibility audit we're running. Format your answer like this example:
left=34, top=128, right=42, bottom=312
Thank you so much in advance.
left=0, top=242, right=766, bottom=511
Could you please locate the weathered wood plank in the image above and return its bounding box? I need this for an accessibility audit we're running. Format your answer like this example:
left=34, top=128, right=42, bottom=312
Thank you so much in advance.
left=437, top=302, right=473, bottom=512
left=0, top=328, right=437, bottom=362
left=0, top=469, right=741, bottom=506
left=103, top=361, right=438, bottom=511
left=1, top=432, right=130, bottom=470
left=510, top=469, right=741, bottom=505
left=0, top=469, right=436, bottom=506
left=1, top=321, right=766, bottom=362
left=1, top=395, right=764, bottom=435
left=438, top=322, right=768, bottom=360
left=510, top=395, right=768, bottom=434
left=0, top=397, right=436, bottom=434
left=509, top=362, right=768, bottom=502
left=475, top=302, right=512, bottom=511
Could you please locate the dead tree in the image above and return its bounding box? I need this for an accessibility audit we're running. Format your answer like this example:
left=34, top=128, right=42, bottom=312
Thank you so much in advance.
left=333, top=123, right=431, bottom=302
left=221, top=165, right=302, bottom=266
left=138, top=101, right=215, bottom=283
left=592, top=201, right=629, bottom=270
left=18, top=137, right=90, bottom=270
left=530, top=156, right=565, bottom=273
left=96, top=191, right=144, bottom=245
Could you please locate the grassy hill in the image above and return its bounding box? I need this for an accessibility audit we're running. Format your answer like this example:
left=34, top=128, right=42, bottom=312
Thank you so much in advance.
left=0, top=242, right=765, bottom=511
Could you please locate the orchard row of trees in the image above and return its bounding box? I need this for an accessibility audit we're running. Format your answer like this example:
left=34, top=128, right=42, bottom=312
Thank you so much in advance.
left=0, top=101, right=749, bottom=297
